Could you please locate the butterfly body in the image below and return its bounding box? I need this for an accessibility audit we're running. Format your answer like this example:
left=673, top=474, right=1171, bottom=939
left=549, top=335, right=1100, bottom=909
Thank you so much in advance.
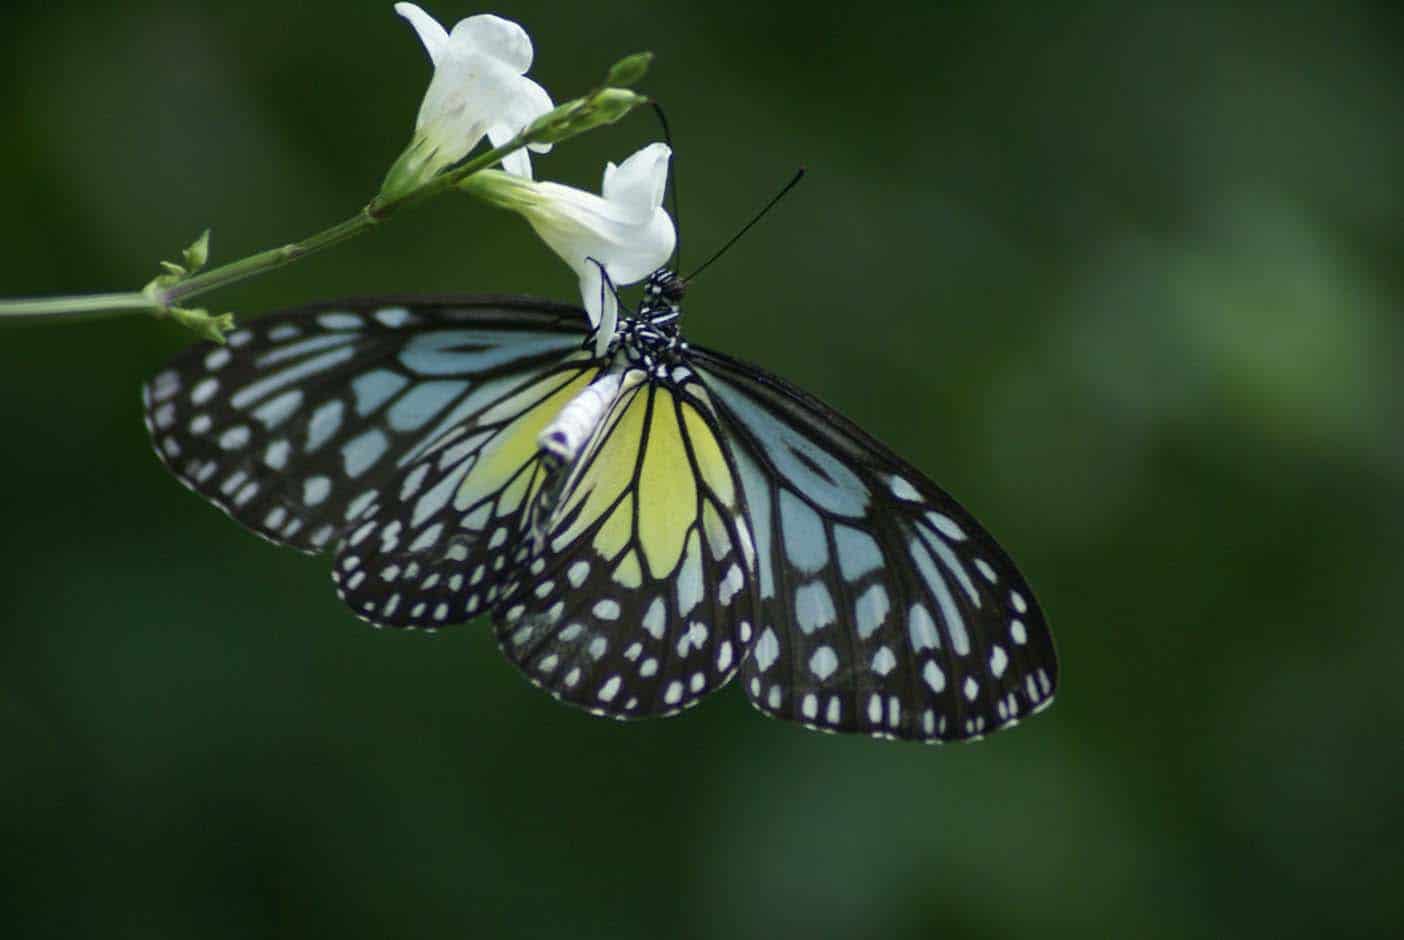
left=143, top=271, right=1057, bottom=742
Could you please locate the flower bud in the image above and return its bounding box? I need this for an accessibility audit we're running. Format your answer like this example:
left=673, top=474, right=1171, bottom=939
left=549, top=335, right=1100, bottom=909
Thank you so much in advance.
left=604, top=52, right=653, bottom=88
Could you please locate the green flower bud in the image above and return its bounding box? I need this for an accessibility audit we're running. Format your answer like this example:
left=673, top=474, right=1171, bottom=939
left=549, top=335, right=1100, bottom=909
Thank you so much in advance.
left=587, top=88, right=649, bottom=126
left=604, top=51, right=653, bottom=88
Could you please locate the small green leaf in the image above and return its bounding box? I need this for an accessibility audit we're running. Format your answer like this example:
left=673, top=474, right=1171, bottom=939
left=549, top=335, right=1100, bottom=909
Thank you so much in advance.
left=181, top=229, right=211, bottom=272
left=166, top=305, right=237, bottom=344
left=159, top=261, right=186, bottom=277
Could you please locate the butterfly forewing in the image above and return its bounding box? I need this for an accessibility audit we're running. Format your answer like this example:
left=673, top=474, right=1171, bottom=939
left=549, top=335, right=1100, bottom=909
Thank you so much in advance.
left=141, top=297, right=589, bottom=558
left=692, top=347, right=1057, bottom=742
left=491, top=367, right=760, bottom=719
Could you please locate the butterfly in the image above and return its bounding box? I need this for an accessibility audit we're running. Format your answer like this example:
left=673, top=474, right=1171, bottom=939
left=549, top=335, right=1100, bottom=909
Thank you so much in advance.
left=142, top=270, right=1057, bottom=742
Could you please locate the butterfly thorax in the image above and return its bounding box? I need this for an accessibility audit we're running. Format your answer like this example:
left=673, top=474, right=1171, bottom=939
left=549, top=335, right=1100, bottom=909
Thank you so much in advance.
left=609, top=268, right=690, bottom=373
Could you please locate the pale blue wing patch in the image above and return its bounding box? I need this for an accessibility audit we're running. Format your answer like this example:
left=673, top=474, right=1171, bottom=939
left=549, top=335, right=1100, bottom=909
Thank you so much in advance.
left=142, top=298, right=588, bottom=559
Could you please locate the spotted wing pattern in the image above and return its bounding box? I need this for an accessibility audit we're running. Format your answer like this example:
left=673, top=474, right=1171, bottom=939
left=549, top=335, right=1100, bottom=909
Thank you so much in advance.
left=491, top=365, right=760, bottom=719
left=141, top=297, right=590, bottom=559
left=331, top=358, right=600, bottom=626
left=692, top=347, right=1057, bottom=743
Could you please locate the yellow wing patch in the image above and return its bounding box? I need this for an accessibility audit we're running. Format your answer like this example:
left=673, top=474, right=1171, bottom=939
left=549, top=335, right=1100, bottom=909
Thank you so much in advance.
left=543, top=376, right=745, bottom=580
left=637, top=394, right=699, bottom=578
left=494, top=369, right=760, bottom=720
left=554, top=384, right=649, bottom=552
left=458, top=367, right=597, bottom=513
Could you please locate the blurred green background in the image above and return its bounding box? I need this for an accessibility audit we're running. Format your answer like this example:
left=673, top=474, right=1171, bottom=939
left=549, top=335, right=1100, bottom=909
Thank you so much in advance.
left=3, top=1, right=1402, bottom=937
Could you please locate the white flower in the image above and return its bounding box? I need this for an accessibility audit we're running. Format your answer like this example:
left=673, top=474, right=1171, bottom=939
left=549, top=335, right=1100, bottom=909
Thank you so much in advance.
left=463, top=143, right=676, bottom=354
left=395, top=3, right=553, bottom=180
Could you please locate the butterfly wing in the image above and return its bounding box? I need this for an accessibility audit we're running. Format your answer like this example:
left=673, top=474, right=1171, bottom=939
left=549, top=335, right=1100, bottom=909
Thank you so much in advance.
left=691, top=346, right=1057, bottom=742
left=490, top=365, right=760, bottom=719
left=142, top=296, right=602, bottom=625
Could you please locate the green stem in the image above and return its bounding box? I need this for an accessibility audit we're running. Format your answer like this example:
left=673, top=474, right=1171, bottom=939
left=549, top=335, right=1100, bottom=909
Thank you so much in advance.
left=0, top=76, right=649, bottom=336
left=0, top=291, right=154, bottom=321
left=161, top=210, right=377, bottom=306
left=153, top=137, right=529, bottom=306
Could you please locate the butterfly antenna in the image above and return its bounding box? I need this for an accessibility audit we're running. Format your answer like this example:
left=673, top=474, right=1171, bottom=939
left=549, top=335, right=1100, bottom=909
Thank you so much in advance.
left=683, top=167, right=806, bottom=283
left=652, top=102, right=681, bottom=271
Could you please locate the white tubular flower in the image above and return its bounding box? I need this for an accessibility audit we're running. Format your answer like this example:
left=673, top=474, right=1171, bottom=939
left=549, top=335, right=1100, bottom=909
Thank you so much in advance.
left=463, top=143, right=676, bottom=354
left=394, top=3, right=553, bottom=181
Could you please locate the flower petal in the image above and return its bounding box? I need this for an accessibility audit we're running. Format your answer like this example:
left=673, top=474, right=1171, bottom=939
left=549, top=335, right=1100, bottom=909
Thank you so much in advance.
left=601, top=143, right=671, bottom=221
left=451, top=13, right=533, bottom=72
left=416, top=53, right=524, bottom=157
left=488, top=124, right=534, bottom=179
left=395, top=3, right=449, bottom=66
left=504, top=76, right=556, bottom=155
left=577, top=260, right=619, bottom=335
left=462, top=144, right=678, bottom=350
left=599, top=209, right=676, bottom=284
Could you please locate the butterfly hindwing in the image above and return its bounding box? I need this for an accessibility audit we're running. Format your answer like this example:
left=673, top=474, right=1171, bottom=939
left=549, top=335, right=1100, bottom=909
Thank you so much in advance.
left=693, top=347, right=1057, bottom=742
left=491, top=366, right=760, bottom=719
left=141, top=296, right=591, bottom=561
left=330, top=356, right=602, bottom=627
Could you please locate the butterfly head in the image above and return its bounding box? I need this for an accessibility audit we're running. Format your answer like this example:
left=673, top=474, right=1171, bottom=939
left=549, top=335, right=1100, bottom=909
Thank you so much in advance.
left=643, top=268, right=687, bottom=308
left=634, top=267, right=686, bottom=330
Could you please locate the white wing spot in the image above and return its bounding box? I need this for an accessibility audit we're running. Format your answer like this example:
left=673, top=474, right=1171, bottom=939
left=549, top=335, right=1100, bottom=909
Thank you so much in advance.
left=795, top=581, right=836, bottom=634
left=191, top=377, right=219, bottom=406
left=990, top=645, right=1008, bottom=678
left=963, top=677, right=979, bottom=702
left=1010, top=620, right=1027, bottom=645
left=754, top=628, right=780, bottom=673
left=908, top=603, right=939, bottom=652
left=718, top=564, right=744, bottom=606
left=809, top=645, right=839, bottom=680
left=889, top=475, right=921, bottom=501
left=219, top=426, right=251, bottom=450
left=927, top=512, right=967, bottom=541
left=923, top=661, right=945, bottom=693
left=854, top=583, right=890, bottom=639
left=871, top=646, right=897, bottom=676
left=598, top=675, right=622, bottom=702
left=642, top=597, right=666, bottom=639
